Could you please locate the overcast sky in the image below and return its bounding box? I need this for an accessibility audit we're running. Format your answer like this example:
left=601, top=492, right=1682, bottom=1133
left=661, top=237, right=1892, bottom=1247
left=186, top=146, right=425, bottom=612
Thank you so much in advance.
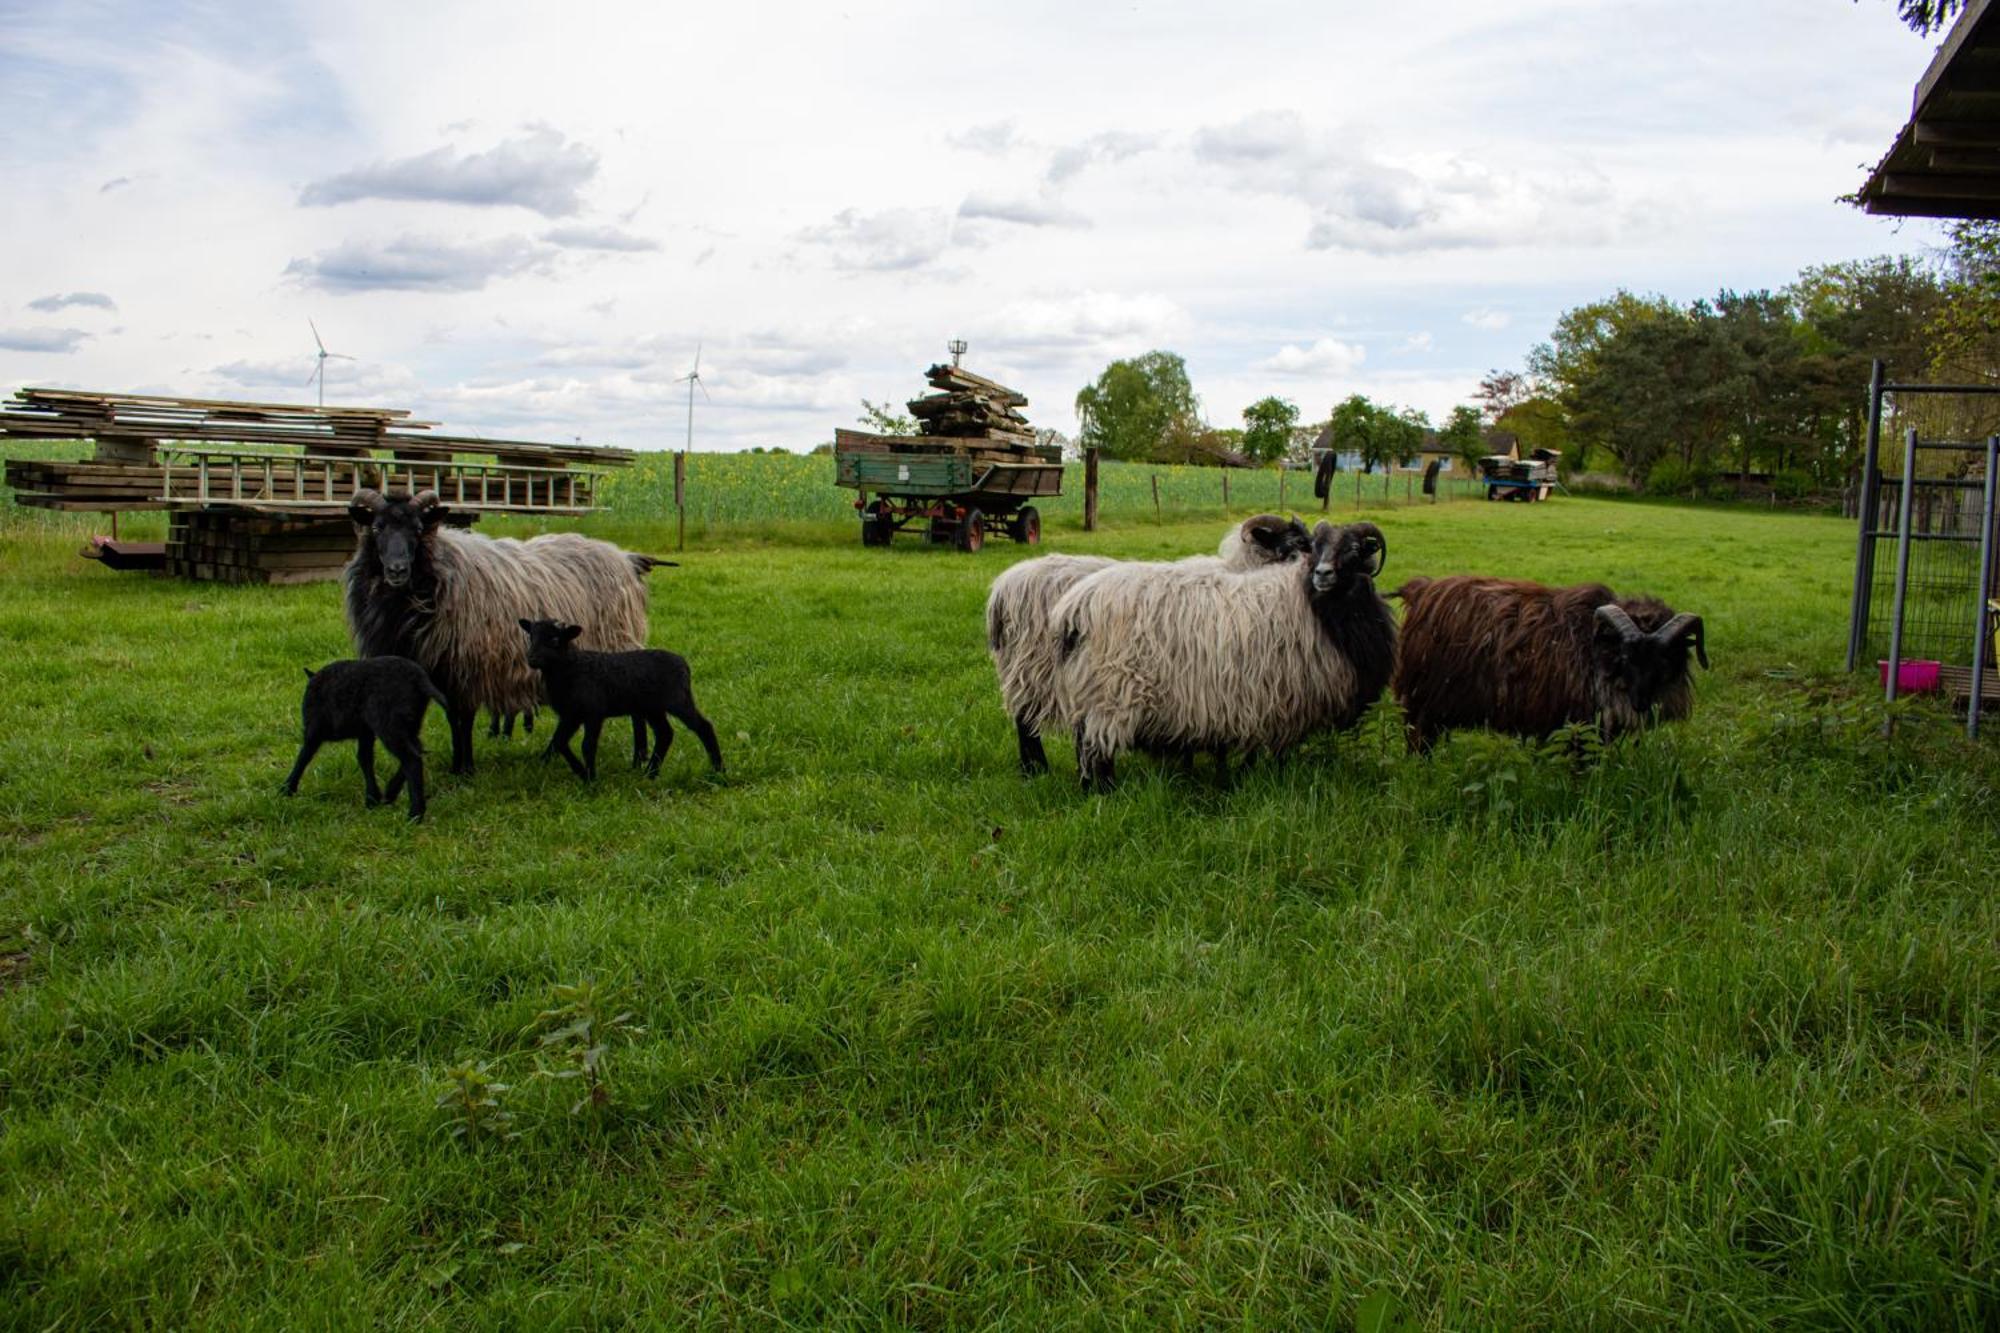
left=0, top=0, right=1956, bottom=451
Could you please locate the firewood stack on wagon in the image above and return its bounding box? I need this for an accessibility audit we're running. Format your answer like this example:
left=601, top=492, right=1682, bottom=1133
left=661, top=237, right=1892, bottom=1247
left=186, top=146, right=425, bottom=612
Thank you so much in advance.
left=832, top=348, right=1064, bottom=551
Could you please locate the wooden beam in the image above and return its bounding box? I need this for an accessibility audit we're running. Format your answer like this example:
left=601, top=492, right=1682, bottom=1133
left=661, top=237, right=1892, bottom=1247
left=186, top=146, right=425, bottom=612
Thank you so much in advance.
left=1923, top=147, right=2000, bottom=171
left=1865, top=193, right=2000, bottom=220
left=1880, top=170, right=2000, bottom=199
left=1915, top=120, right=2000, bottom=148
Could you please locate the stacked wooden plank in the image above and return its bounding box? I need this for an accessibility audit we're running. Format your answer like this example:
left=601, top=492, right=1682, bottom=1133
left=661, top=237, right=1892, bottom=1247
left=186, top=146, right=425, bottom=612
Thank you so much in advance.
left=906, top=364, right=1036, bottom=445
left=164, top=513, right=358, bottom=585
left=4, top=385, right=634, bottom=583
left=833, top=429, right=1061, bottom=465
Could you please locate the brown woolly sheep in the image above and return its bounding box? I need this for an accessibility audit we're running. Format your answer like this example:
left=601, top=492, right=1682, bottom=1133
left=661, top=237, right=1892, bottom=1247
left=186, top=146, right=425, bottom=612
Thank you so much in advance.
left=1391, top=575, right=1708, bottom=752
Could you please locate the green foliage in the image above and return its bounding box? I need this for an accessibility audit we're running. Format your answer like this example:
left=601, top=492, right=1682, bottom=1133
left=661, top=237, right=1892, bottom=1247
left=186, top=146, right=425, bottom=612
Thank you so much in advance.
left=527, top=979, right=646, bottom=1117
left=1240, top=396, right=1300, bottom=465
left=858, top=398, right=916, bottom=435
left=436, top=1061, right=520, bottom=1143
left=1075, top=350, right=1201, bottom=462
left=1886, top=0, right=1967, bottom=35
left=1330, top=394, right=1429, bottom=472
left=1439, top=404, right=1485, bottom=470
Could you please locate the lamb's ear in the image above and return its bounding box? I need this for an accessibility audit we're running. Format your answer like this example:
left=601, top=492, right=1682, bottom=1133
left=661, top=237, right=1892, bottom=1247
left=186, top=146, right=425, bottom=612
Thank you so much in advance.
left=303, top=666, right=315, bottom=679
left=560, top=624, right=583, bottom=643
left=348, top=487, right=384, bottom=527
left=518, top=619, right=534, bottom=635
left=412, top=490, right=446, bottom=528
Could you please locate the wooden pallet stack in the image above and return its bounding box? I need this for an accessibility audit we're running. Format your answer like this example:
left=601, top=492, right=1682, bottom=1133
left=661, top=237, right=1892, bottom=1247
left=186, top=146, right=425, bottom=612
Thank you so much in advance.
left=907, top=364, right=1036, bottom=445
left=164, top=512, right=358, bottom=585
left=2, top=386, right=634, bottom=583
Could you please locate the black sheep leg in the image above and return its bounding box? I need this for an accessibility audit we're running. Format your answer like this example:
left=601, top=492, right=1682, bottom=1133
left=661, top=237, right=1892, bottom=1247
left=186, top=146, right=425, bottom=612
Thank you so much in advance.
left=643, top=711, right=671, bottom=778
left=666, top=699, right=725, bottom=772
left=447, top=702, right=477, bottom=776
left=356, top=735, right=383, bottom=806
left=281, top=734, right=323, bottom=796
left=548, top=716, right=589, bottom=780
left=1015, top=718, right=1049, bottom=776
left=381, top=736, right=427, bottom=821
left=631, top=717, right=647, bottom=768
left=581, top=718, right=603, bottom=782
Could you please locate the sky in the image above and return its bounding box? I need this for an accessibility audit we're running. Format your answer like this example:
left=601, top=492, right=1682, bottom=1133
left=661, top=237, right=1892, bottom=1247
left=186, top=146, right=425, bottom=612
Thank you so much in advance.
left=0, top=0, right=1960, bottom=452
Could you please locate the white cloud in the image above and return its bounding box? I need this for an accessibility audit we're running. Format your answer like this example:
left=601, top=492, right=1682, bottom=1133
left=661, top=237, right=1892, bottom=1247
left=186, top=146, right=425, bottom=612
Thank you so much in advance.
left=1194, top=109, right=1629, bottom=255
left=0, top=327, right=90, bottom=353
left=539, top=223, right=659, bottom=252
left=299, top=128, right=598, bottom=217
left=284, top=234, right=549, bottom=293
left=949, top=120, right=1020, bottom=155
left=957, top=192, right=1089, bottom=229
left=1398, top=332, right=1435, bottom=354
left=796, top=207, right=954, bottom=271
left=27, top=291, right=117, bottom=313
left=1461, top=308, right=1511, bottom=331
left=1046, top=130, right=1160, bottom=184
left=1255, top=337, right=1367, bottom=377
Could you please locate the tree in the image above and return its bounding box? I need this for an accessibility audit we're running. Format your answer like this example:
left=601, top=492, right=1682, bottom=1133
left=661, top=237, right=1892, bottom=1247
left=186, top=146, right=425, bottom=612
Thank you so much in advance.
left=1329, top=394, right=1380, bottom=472
left=1075, top=351, right=1201, bottom=462
left=858, top=398, right=915, bottom=434
left=1879, top=0, right=1967, bottom=35
left=1439, top=404, right=1485, bottom=471
left=1473, top=369, right=1530, bottom=424
left=1241, top=396, right=1300, bottom=465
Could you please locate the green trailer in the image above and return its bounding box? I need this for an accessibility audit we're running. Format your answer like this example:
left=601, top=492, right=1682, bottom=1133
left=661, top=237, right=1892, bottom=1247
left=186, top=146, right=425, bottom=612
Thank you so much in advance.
left=833, top=429, right=1064, bottom=551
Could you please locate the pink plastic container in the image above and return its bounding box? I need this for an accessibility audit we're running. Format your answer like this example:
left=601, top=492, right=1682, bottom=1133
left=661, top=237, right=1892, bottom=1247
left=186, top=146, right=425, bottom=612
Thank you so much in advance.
left=1878, top=659, right=1943, bottom=693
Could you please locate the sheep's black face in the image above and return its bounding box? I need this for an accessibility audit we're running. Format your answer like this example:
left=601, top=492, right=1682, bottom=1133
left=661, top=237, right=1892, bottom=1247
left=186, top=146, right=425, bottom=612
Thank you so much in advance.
left=1309, top=521, right=1386, bottom=597
left=519, top=618, right=583, bottom=671
left=1593, top=606, right=1708, bottom=712
left=350, top=488, right=447, bottom=589
left=1246, top=516, right=1313, bottom=563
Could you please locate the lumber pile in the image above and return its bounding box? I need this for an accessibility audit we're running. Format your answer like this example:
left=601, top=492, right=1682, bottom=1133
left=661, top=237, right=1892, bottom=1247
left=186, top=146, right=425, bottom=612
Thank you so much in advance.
left=832, top=429, right=1061, bottom=465
left=165, top=513, right=358, bottom=585
left=906, top=364, right=1036, bottom=445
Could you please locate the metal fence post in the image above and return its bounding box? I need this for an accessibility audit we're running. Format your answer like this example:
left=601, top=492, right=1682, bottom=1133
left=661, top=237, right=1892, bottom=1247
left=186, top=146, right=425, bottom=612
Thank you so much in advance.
left=1970, top=435, right=1998, bottom=738
left=1885, top=427, right=1920, bottom=706
left=1847, top=359, right=1886, bottom=671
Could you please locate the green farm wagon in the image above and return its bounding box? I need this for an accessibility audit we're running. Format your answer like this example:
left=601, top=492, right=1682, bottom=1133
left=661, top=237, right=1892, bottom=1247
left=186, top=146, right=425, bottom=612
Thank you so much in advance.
left=833, top=430, right=1063, bottom=551
left=831, top=358, right=1063, bottom=551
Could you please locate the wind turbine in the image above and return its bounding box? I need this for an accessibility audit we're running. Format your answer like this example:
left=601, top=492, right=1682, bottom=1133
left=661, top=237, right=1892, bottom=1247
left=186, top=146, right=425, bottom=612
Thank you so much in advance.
left=306, top=319, right=354, bottom=408
left=673, top=341, right=709, bottom=551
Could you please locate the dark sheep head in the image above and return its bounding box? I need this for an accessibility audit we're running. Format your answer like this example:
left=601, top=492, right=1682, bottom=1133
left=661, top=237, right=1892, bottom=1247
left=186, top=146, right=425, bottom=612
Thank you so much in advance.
left=1592, top=604, right=1709, bottom=712
left=1307, top=520, right=1387, bottom=598
left=349, top=488, right=447, bottom=589
left=1241, top=513, right=1313, bottom=562
left=519, top=617, right=583, bottom=672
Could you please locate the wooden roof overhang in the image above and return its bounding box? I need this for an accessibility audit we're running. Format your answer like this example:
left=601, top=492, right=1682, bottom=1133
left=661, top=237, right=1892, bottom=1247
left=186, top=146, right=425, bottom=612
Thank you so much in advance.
left=1860, top=0, right=2000, bottom=220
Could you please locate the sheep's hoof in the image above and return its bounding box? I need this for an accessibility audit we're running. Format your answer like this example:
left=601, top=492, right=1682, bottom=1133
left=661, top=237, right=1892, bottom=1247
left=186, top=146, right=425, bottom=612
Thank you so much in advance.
left=364, top=794, right=384, bottom=808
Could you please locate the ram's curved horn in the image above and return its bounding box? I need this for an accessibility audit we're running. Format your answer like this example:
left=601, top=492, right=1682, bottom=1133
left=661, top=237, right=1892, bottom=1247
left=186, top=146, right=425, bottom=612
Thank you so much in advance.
left=1594, top=604, right=1642, bottom=641
left=1655, top=612, right=1709, bottom=669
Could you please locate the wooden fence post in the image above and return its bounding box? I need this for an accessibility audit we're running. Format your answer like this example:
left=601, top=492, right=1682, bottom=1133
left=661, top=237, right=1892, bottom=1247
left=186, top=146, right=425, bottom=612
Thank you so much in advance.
left=1278, top=468, right=1287, bottom=510
left=1222, top=469, right=1230, bottom=510
left=1151, top=473, right=1161, bottom=522
left=1084, top=448, right=1100, bottom=532
left=674, top=451, right=687, bottom=552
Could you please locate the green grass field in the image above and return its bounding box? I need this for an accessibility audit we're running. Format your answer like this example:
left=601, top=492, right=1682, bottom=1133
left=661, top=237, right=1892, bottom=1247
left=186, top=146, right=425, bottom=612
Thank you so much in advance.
left=1, top=484, right=1995, bottom=1328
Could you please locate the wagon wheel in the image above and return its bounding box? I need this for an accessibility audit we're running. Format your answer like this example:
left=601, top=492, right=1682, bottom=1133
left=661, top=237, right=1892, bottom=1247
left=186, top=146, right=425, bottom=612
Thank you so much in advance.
left=861, top=499, right=893, bottom=546
left=1012, top=506, right=1042, bottom=545
left=957, top=508, right=985, bottom=553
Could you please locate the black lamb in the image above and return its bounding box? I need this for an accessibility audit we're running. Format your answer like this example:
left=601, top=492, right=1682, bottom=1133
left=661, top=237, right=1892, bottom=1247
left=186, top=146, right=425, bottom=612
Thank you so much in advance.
left=282, top=656, right=448, bottom=820
left=519, top=618, right=725, bottom=782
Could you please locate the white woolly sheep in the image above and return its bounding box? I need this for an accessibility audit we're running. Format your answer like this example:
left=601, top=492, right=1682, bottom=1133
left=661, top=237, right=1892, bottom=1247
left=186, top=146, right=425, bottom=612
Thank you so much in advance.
left=984, top=514, right=1310, bottom=775
left=1050, top=520, right=1397, bottom=792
